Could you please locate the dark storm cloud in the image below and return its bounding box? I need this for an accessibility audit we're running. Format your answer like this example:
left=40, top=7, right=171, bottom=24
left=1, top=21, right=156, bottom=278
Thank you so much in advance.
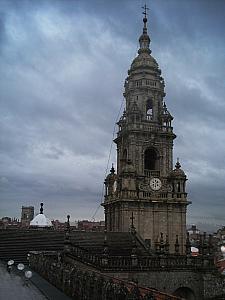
left=0, top=0, right=224, bottom=226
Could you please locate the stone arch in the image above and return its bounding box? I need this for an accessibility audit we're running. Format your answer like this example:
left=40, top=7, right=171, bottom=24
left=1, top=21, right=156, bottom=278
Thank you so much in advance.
left=146, top=98, right=153, bottom=120
left=146, top=98, right=153, bottom=114
left=173, top=287, right=196, bottom=300
left=122, top=149, right=128, bottom=161
left=121, top=148, right=128, bottom=170
left=144, top=147, right=159, bottom=170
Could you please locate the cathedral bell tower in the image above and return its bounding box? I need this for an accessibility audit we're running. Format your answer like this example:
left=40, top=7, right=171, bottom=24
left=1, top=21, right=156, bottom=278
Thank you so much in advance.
left=102, top=9, right=190, bottom=254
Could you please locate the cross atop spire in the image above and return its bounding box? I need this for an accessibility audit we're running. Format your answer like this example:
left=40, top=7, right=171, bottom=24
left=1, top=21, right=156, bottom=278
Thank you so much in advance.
left=110, top=163, right=115, bottom=174
left=142, top=4, right=149, bottom=19
left=138, top=4, right=151, bottom=53
left=142, top=4, right=149, bottom=33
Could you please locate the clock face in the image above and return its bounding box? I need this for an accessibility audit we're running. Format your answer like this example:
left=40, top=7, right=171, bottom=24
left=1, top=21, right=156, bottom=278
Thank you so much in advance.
left=150, top=178, right=162, bottom=191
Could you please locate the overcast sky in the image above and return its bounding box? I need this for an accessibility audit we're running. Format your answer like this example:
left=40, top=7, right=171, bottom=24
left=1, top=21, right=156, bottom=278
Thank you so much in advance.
left=0, top=0, right=225, bottom=227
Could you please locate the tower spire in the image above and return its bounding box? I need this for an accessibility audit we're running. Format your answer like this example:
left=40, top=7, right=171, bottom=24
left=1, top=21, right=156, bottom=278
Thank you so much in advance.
left=138, top=4, right=151, bottom=54
left=142, top=4, right=149, bottom=34
left=103, top=7, right=189, bottom=255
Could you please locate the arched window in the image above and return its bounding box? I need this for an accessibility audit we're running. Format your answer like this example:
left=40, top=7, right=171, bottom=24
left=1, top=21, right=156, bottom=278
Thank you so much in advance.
left=173, top=287, right=195, bottom=300
left=122, top=149, right=127, bottom=161
left=144, top=148, right=158, bottom=170
left=146, top=98, right=153, bottom=115
left=121, top=149, right=128, bottom=169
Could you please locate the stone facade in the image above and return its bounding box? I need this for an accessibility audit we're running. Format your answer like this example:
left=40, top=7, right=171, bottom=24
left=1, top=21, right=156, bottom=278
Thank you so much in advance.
left=29, top=248, right=225, bottom=300
left=29, top=251, right=183, bottom=300
left=103, top=14, right=190, bottom=254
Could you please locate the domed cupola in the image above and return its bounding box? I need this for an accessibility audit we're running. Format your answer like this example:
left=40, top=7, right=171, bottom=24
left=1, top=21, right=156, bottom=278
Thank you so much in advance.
left=171, top=159, right=186, bottom=178
left=138, top=15, right=151, bottom=54
left=106, top=164, right=117, bottom=182
left=30, top=203, right=53, bottom=228
left=104, top=165, right=117, bottom=198
left=170, top=159, right=187, bottom=198
left=129, top=52, right=159, bottom=73
left=129, top=14, right=159, bottom=73
left=124, top=7, right=166, bottom=108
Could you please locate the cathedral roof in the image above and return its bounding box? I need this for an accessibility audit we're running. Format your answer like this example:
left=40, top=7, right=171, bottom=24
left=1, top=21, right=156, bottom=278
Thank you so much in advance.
left=30, top=203, right=53, bottom=227
left=69, top=231, right=149, bottom=256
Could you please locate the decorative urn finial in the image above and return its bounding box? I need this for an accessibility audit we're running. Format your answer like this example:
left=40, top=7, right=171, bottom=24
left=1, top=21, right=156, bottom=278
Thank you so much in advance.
left=175, top=157, right=181, bottom=169
left=40, top=203, right=43, bottom=214
left=110, top=163, right=115, bottom=174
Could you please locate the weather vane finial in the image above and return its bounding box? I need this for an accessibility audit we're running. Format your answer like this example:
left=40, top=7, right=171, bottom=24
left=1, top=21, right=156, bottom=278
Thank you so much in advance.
left=142, top=4, right=149, bottom=19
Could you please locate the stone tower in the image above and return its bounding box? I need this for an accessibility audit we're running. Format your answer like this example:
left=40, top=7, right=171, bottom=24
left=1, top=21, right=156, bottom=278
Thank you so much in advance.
left=21, top=206, right=34, bottom=228
left=103, top=12, right=190, bottom=254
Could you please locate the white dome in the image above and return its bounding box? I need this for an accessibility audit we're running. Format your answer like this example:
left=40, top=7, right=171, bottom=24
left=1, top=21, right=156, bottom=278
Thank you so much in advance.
left=30, top=213, right=52, bottom=227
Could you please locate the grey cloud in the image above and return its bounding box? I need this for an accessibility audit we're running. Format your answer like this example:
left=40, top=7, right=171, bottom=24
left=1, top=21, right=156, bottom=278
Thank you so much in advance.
left=0, top=0, right=224, bottom=226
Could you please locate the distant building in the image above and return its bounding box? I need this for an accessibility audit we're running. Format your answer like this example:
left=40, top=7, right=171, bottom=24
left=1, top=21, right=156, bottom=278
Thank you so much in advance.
left=77, top=220, right=105, bottom=232
left=187, top=224, right=200, bottom=244
left=215, top=225, right=225, bottom=243
left=213, top=226, right=225, bottom=262
left=52, top=220, right=79, bottom=231
left=2, top=216, right=11, bottom=223
left=187, top=224, right=200, bottom=235
left=0, top=217, right=11, bottom=229
left=0, top=217, right=20, bottom=229
left=51, top=219, right=104, bottom=232
left=52, top=219, right=66, bottom=231
left=21, top=206, right=34, bottom=228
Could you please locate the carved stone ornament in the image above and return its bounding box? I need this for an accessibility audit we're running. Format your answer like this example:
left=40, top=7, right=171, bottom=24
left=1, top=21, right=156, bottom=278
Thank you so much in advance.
left=139, top=183, right=152, bottom=192
left=167, top=183, right=173, bottom=192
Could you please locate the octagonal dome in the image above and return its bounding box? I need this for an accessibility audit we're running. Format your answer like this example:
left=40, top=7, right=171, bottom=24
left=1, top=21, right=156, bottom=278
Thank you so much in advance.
left=30, top=214, right=52, bottom=227
left=170, top=160, right=186, bottom=177
left=130, top=53, right=159, bottom=72
left=30, top=203, right=53, bottom=227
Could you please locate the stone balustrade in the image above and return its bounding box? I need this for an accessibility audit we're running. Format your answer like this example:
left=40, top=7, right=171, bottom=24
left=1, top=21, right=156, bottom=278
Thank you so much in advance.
left=29, top=251, right=181, bottom=300
left=29, top=241, right=214, bottom=273
left=117, top=123, right=173, bottom=136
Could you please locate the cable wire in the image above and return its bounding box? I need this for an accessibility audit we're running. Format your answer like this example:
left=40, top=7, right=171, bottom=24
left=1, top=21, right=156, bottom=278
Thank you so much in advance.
left=91, top=97, right=125, bottom=221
